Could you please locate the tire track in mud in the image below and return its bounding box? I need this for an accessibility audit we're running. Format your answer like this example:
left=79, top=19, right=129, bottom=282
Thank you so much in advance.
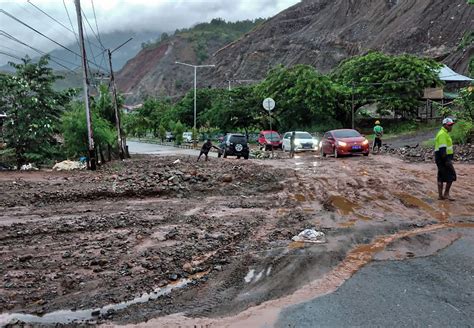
left=114, top=222, right=474, bottom=328
left=2, top=155, right=473, bottom=327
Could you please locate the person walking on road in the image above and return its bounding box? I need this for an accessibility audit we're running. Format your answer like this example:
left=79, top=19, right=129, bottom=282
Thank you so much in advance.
left=289, top=131, right=296, bottom=158
left=373, top=120, right=383, bottom=153
left=197, top=139, right=219, bottom=162
left=435, top=118, right=456, bottom=201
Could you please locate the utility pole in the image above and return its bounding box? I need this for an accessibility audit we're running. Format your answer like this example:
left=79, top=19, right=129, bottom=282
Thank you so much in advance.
left=107, top=48, right=124, bottom=159
left=74, top=0, right=96, bottom=170
left=351, top=83, right=355, bottom=130
left=175, top=61, right=215, bottom=148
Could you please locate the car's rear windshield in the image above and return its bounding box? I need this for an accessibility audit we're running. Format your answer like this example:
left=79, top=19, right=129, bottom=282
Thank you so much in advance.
left=230, top=135, right=247, bottom=143
left=264, top=132, right=281, bottom=141
left=333, top=130, right=361, bottom=138
left=295, top=132, right=312, bottom=139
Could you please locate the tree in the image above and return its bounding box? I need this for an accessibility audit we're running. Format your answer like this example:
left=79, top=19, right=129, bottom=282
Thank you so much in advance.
left=255, top=64, right=343, bottom=131
left=158, top=124, right=166, bottom=142
left=61, top=102, right=115, bottom=158
left=331, top=52, right=442, bottom=119
left=201, top=86, right=262, bottom=133
left=0, top=56, right=73, bottom=167
left=173, top=121, right=185, bottom=145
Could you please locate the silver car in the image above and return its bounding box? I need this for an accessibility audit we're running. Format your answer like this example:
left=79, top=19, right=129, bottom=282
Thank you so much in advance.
left=282, top=131, right=318, bottom=152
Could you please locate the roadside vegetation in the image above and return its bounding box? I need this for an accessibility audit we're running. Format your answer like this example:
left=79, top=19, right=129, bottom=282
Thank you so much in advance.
left=1, top=51, right=472, bottom=168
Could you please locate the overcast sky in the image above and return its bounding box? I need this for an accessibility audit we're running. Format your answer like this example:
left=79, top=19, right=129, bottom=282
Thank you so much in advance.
left=0, top=0, right=300, bottom=65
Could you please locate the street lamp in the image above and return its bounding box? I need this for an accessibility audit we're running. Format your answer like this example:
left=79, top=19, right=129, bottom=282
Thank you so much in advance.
left=175, top=61, right=215, bottom=148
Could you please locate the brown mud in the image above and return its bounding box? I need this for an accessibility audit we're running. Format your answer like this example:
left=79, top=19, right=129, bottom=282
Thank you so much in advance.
left=0, top=154, right=473, bottom=327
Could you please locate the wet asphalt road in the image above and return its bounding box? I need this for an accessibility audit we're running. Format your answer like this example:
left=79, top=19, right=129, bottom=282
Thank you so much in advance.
left=127, top=141, right=217, bottom=158
left=276, top=229, right=474, bottom=328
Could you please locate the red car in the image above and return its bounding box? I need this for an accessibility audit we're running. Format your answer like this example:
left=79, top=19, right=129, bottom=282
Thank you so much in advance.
left=320, top=129, right=370, bottom=158
left=257, top=130, right=282, bottom=150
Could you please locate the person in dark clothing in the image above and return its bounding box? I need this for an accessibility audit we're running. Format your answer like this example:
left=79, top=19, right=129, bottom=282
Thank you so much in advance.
left=289, top=131, right=296, bottom=158
left=197, top=139, right=219, bottom=162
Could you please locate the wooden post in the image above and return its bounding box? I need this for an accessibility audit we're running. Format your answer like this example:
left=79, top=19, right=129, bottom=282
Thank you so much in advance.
left=74, top=0, right=96, bottom=170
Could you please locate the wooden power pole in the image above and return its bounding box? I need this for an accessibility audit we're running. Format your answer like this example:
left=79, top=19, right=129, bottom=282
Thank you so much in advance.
left=74, top=0, right=96, bottom=170
left=107, top=49, right=125, bottom=160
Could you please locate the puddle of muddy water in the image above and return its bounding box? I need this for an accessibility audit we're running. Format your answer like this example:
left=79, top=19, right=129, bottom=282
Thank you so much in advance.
left=395, top=193, right=449, bottom=222
left=293, top=194, right=306, bottom=202
left=0, top=272, right=208, bottom=326
left=328, top=195, right=358, bottom=216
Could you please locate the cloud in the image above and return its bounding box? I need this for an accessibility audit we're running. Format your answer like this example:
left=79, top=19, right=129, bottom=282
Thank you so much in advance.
left=0, top=0, right=300, bottom=65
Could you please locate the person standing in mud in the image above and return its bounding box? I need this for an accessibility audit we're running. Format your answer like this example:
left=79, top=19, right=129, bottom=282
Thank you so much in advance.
left=290, top=131, right=296, bottom=158
left=197, top=139, right=219, bottom=162
left=434, top=118, right=456, bottom=201
left=373, top=120, right=383, bottom=153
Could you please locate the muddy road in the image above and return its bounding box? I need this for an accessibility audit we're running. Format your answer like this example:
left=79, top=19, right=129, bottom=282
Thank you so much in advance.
left=0, top=153, right=473, bottom=327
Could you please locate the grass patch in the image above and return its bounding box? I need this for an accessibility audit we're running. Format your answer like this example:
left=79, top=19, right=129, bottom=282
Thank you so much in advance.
left=365, top=121, right=438, bottom=141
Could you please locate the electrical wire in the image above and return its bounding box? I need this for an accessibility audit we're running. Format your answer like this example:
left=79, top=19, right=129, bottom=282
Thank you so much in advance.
left=0, top=9, right=108, bottom=74
left=81, top=8, right=105, bottom=50
left=0, top=30, right=77, bottom=72
left=62, top=0, right=81, bottom=55
left=0, top=50, right=22, bottom=61
left=90, top=0, right=103, bottom=47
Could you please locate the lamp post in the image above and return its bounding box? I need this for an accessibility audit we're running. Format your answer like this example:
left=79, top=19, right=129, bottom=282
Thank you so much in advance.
left=175, top=61, right=215, bottom=148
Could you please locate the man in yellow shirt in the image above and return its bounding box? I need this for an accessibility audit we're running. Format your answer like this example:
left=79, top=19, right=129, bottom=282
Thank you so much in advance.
left=434, top=118, right=456, bottom=200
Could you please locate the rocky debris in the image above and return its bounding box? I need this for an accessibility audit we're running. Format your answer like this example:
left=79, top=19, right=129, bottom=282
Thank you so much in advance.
left=384, top=144, right=474, bottom=163
left=250, top=149, right=288, bottom=160
left=52, top=160, right=86, bottom=171
left=0, top=156, right=286, bottom=207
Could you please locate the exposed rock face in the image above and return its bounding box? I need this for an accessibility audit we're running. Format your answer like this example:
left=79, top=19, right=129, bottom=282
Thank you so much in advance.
left=205, top=0, right=473, bottom=83
left=117, top=0, right=473, bottom=102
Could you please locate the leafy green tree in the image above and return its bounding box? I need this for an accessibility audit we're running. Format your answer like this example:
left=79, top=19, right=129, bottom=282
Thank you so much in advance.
left=174, top=88, right=223, bottom=127
left=61, top=102, right=115, bottom=158
left=255, top=64, right=343, bottom=131
left=173, top=121, right=185, bottom=145
left=331, top=52, right=442, bottom=119
left=158, top=124, right=166, bottom=142
left=202, top=86, right=262, bottom=133
left=0, top=56, right=73, bottom=167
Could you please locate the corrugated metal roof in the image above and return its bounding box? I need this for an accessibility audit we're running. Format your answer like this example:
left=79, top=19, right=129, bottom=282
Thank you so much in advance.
left=439, top=65, right=473, bottom=81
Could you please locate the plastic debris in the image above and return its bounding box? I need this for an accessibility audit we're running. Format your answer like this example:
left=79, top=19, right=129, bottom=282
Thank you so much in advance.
left=53, top=160, right=86, bottom=171
left=20, top=163, right=38, bottom=171
left=291, top=229, right=326, bottom=243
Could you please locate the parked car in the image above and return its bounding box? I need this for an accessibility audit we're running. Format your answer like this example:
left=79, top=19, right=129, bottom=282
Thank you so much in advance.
left=183, top=132, right=193, bottom=143
left=320, top=129, right=369, bottom=158
left=258, top=130, right=282, bottom=150
left=282, top=131, right=318, bottom=152
left=217, top=133, right=250, bottom=159
left=165, top=132, right=175, bottom=142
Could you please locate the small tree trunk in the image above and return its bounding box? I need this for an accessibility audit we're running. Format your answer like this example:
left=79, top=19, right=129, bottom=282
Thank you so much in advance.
left=107, top=144, right=112, bottom=162
left=99, top=145, right=105, bottom=164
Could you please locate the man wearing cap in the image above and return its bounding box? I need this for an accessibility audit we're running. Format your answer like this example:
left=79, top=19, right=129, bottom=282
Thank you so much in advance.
left=434, top=118, right=456, bottom=200
left=373, top=120, right=383, bottom=153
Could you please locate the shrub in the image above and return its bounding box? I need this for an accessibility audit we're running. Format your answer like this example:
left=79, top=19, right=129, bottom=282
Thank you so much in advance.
left=450, top=119, right=473, bottom=144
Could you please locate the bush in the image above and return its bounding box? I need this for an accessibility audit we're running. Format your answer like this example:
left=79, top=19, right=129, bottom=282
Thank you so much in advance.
left=451, top=119, right=473, bottom=144
left=173, top=121, right=185, bottom=145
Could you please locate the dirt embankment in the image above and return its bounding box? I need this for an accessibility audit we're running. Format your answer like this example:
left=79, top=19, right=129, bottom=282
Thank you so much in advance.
left=0, top=154, right=473, bottom=327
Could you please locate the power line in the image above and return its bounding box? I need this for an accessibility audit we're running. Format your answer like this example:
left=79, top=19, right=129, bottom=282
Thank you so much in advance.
left=90, top=0, right=103, bottom=47
left=0, top=50, right=22, bottom=61
left=27, top=0, right=103, bottom=52
left=0, top=44, right=27, bottom=57
left=81, top=8, right=105, bottom=50
left=0, top=30, right=77, bottom=72
left=63, top=0, right=81, bottom=54
left=0, top=9, right=108, bottom=74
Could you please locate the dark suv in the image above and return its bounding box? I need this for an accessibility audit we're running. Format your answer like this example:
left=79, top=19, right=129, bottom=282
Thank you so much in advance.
left=218, top=134, right=250, bottom=159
